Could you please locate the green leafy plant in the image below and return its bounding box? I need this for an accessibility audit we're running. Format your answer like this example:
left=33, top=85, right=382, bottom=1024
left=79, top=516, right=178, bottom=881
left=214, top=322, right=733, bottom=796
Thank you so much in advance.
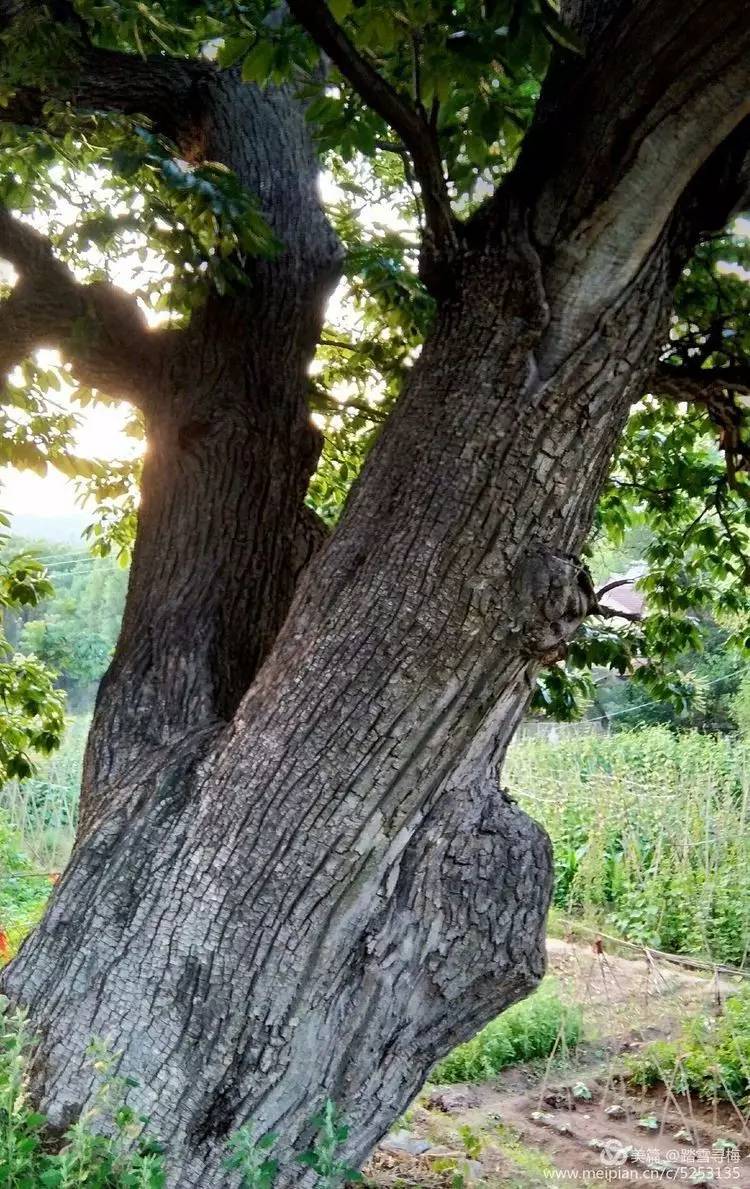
left=298, top=1099, right=363, bottom=1188
left=0, top=1001, right=166, bottom=1187
left=626, top=985, right=750, bottom=1108
left=0, top=1010, right=371, bottom=1189
left=432, top=983, right=582, bottom=1083
left=224, top=1126, right=279, bottom=1189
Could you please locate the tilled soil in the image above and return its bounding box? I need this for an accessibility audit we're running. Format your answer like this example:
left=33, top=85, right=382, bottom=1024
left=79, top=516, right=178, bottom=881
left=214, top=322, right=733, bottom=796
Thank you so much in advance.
left=365, top=938, right=749, bottom=1187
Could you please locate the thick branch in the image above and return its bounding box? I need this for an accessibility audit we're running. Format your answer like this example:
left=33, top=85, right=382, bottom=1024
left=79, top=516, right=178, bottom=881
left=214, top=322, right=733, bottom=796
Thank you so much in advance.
left=653, top=362, right=750, bottom=399
left=504, top=0, right=750, bottom=370
left=287, top=0, right=457, bottom=278
left=0, top=208, right=163, bottom=403
left=0, top=2, right=207, bottom=147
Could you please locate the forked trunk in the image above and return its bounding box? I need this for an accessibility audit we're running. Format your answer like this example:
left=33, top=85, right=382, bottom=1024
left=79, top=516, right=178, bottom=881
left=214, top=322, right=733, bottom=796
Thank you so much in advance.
left=3, top=211, right=673, bottom=1185
left=3, top=0, right=748, bottom=1179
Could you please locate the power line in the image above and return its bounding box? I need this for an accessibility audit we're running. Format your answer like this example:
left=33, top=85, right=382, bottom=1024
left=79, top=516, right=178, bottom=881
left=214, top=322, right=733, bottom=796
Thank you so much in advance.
left=22, top=551, right=89, bottom=564
left=587, top=663, right=749, bottom=722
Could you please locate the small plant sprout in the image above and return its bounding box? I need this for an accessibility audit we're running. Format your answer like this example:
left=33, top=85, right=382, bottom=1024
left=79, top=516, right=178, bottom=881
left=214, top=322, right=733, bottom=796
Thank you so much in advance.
left=298, top=1099, right=362, bottom=1188
left=224, top=1125, right=279, bottom=1189
left=572, top=1082, right=592, bottom=1101
left=458, top=1124, right=483, bottom=1160
left=637, top=1115, right=659, bottom=1131
left=712, top=1139, right=739, bottom=1155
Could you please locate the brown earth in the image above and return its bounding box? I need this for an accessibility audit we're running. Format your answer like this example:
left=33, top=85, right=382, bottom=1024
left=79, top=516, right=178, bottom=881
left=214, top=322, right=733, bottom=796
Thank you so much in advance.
left=366, top=938, right=750, bottom=1187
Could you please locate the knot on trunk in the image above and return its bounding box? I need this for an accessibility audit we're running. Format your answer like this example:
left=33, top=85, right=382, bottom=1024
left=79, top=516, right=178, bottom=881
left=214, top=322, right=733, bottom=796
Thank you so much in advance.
left=513, top=548, right=597, bottom=659
left=362, top=785, right=552, bottom=1052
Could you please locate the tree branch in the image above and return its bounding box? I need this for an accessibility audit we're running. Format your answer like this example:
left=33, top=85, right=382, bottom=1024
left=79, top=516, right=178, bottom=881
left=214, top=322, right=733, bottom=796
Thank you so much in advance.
left=595, top=577, right=634, bottom=599
left=0, top=2, right=207, bottom=148
left=286, top=0, right=457, bottom=284
left=651, top=361, right=750, bottom=486
left=0, top=208, right=164, bottom=405
left=504, top=0, right=750, bottom=370
left=653, top=362, right=750, bottom=399
left=591, top=604, right=642, bottom=624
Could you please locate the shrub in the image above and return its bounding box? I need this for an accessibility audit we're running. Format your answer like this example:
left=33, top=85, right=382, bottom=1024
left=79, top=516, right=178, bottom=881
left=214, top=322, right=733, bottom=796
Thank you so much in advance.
left=626, top=984, right=750, bottom=1107
left=432, top=983, right=582, bottom=1083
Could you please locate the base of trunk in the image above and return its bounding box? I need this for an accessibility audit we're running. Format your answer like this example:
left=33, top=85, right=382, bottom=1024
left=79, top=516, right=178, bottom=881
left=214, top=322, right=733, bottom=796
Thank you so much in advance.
left=2, top=744, right=551, bottom=1186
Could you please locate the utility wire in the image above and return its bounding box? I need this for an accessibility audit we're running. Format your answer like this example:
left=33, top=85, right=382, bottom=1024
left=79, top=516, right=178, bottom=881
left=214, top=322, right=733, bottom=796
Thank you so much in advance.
left=586, top=663, right=749, bottom=722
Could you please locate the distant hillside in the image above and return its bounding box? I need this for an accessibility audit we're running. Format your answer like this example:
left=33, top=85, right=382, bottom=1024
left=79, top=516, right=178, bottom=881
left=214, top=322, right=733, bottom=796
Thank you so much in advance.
left=9, top=513, right=88, bottom=544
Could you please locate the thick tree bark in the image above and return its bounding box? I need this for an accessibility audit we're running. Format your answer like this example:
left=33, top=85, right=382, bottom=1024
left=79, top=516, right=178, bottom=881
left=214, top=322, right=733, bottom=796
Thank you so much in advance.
left=2, top=3, right=750, bottom=1186
left=2, top=212, right=685, bottom=1185
left=78, top=74, right=341, bottom=833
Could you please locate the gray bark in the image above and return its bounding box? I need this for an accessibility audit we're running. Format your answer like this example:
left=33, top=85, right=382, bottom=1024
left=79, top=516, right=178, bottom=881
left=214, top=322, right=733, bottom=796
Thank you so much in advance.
left=78, top=74, right=342, bottom=835
left=2, top=2, right=750, bottom=1186
left=0, top=211, right=694, bottom=1185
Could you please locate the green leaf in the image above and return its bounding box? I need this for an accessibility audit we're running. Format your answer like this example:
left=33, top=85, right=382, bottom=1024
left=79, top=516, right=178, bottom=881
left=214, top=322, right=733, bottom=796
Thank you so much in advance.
left=241, top=40, right=276, bottom=85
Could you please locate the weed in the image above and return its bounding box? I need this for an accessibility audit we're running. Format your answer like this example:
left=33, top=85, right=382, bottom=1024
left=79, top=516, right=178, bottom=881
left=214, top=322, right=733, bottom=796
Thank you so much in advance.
left=298, top=1098, right=362, bottom=1188
left=458, top=1123, right=483, bottom=1160
left=224, top=1127, right=279, bottom=1189
left=0, top=999, right=165, bottom=1186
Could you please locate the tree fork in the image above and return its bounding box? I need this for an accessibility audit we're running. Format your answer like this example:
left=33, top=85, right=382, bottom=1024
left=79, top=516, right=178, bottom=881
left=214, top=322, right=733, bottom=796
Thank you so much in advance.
left=2, top=1, right=750, bottom=1186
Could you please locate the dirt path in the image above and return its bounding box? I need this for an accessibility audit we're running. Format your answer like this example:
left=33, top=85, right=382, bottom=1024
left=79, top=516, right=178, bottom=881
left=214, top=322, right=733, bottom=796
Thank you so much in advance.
left=366, top=938, right=750, bottom=1187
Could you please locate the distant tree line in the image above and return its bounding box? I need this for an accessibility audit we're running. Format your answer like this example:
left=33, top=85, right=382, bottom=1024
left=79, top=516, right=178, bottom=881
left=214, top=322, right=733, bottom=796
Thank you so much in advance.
left=1, top=540, right=127, bottom=713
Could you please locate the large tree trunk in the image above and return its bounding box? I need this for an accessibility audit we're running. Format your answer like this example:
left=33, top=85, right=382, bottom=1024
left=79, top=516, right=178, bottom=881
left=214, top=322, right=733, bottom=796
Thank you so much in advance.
left=5, top=211, right=675, bottom=1186
left=79, top=73, right=341, bottom=835
left=3, top=3, right=750, bottom=1185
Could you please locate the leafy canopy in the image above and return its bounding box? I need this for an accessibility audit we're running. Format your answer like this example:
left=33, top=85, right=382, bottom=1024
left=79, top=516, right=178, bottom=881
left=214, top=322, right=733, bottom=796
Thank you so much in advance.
left=0, top=0, right=746, bottom=728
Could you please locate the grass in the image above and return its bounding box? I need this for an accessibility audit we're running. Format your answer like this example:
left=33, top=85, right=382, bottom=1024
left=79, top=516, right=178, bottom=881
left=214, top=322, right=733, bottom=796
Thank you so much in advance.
left=0, top=714, right=88, bottom=872
left=505, top=726, right=750, bottom=966
left=0, top=716, right=88, bottom=963
left=432, top=982, right=582, bottom=1083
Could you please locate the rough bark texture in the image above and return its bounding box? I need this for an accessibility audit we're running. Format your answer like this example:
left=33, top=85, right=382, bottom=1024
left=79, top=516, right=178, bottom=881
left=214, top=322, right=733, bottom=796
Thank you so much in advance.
left=2, top=2, right=750, bottom=1186
left=79, top=74, right=341, bottom=833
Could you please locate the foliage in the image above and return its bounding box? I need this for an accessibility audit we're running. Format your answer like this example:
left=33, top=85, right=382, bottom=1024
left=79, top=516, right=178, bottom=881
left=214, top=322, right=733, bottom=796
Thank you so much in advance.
left=0, top=812, right=51, bottom=965
left=506, top=728, right=750, bottom=965
left=0, top=1012, right=364, bottom=1189
left=731, top=670, right=750, bottom=738
left=0, top=529, right=65, bottom=785
left=0, top=713, right=88, bottom=872
left=431, top=983, right=581, bottom=1083
left=626, top=985, right=750, bottom=1109
left=297, top=1099, right=362, bottom=1188
left=590, top=620, right=747, bottom=734
left=2, top=540, right=128, bottom=712
left=0, top=1004, right=166, bottom=1187
left=0, top=0, right=744, bottom=722
left=224, top=1127, right=279, bottom=1189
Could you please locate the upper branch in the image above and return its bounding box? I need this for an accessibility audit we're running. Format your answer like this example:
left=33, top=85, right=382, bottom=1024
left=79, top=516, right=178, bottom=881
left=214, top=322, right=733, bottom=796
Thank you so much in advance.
left=0, top=208, right=163, bottom=405
left=503, top=0, right=750, bottom=370
left=286, top=0, right=457, bottom=282
left=0, top=1, right=207, bottom=148
left=652, top=361, right=750, bottom=486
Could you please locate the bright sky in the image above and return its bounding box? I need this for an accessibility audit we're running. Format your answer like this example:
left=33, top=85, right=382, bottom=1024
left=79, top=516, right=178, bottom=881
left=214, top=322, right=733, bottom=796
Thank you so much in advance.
left=2, top=398, right=136, bottom=519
